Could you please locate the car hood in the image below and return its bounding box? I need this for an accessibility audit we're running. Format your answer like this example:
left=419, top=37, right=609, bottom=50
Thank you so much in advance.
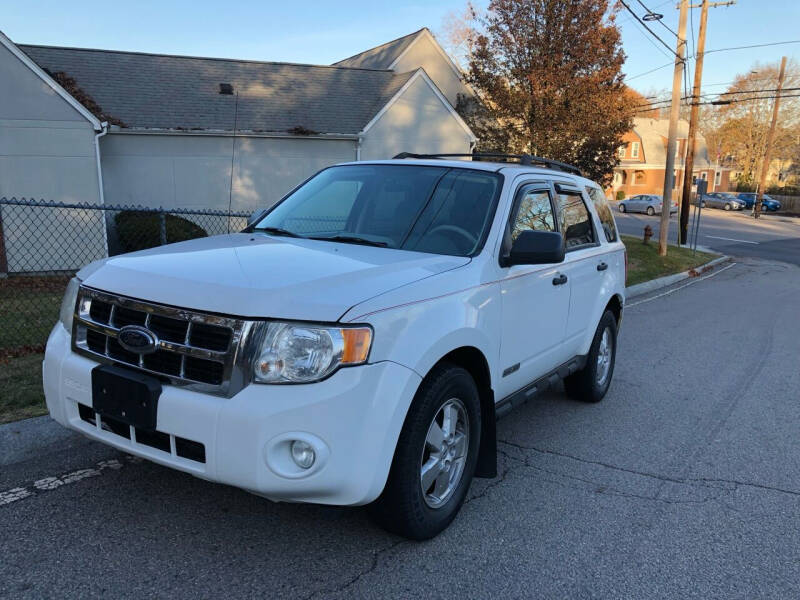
left=79, top=233, right=470, bottom=321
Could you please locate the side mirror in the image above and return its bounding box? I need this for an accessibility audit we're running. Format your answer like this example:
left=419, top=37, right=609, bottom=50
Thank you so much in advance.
left=248, top=209, right=265, bottom=227
left=507, top=230, right=565, bottom=266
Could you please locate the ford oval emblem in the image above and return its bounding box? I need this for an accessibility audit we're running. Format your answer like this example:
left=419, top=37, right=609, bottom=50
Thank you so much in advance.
left=117, top=325, right=159, bottom=355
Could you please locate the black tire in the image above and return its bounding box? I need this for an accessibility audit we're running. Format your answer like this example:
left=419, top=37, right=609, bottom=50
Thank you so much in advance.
left=564, top=310, right=618, bottom=403
left=368, top=364, right=481, bottom=540
left=724, top=203, right=731, bottom=211
left=618, top=204, right=626, bottom=213
left=646, top=206, right=655, bottom=216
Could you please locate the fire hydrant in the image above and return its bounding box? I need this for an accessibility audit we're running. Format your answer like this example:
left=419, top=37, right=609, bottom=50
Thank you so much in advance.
left=643, top=224, right=653, bottom=244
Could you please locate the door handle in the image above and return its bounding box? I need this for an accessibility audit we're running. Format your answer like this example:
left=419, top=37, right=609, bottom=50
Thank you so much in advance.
left=597, top=262, right=608, bottom=272
left=552, top=273, right=568, bottom=286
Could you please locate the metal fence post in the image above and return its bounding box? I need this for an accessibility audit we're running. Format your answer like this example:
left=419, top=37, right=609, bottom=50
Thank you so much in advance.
left=159, top=210, right=167, bottom=246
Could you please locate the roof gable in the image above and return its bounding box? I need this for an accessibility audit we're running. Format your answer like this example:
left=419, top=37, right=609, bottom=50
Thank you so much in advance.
left=333, top=29, right=426, bottom=69
left=19, top=45, right=414, bottom=135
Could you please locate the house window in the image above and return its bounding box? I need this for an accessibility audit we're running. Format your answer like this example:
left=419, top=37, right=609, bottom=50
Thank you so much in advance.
left=613, top=172, right=621, bottom=185
left=634, top=170, right=646, bottom=185
left=714, top=171, right=721, bottom=186
left=618, top=146, right=626, bottom=159
left=631, top=142, right=640, bottom=159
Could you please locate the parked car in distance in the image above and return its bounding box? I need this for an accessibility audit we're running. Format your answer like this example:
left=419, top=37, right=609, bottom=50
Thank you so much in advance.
left=44, top=154, right=626, bottom=540
left=696, top=192, right=746, bottom=211
left=735, top=193, right=782, bottom=211
left=617, top=194, right=678, bottom=216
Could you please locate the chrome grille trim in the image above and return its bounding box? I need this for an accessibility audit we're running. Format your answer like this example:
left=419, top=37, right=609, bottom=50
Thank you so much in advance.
left=71, top=286, right=261, bottom=398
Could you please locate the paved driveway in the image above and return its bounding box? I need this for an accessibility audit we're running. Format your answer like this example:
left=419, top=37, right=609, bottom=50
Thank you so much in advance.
left=2, top=258, right=800, bottom=598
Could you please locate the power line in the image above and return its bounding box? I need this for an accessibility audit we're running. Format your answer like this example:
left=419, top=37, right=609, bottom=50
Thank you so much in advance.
left=636, top=0, right=679, bottom=37
left=625, top=61, right=674, bottom=81
left=632, top=91, right=800, bottom=110
left=703, top=40, right=800, bottom=55
left=618, top=0, right=683, bottom=59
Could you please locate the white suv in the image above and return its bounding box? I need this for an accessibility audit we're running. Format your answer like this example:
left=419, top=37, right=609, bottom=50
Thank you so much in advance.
left=44, top=155, right=626, bottom=539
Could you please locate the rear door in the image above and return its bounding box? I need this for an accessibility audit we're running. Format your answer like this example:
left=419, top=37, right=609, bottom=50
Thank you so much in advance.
left=496, top=181, right=571, bottom=399
left=553, top=183, right=608, bottom=354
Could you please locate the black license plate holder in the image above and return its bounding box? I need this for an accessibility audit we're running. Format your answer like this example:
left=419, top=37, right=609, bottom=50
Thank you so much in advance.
left=91, top=365, right=162, bottom=431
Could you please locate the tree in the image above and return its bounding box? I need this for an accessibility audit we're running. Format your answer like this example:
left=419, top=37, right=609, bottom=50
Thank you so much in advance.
left=701, top=59, right=800, bottom=187
left=459, top=0, right=634, bottom=184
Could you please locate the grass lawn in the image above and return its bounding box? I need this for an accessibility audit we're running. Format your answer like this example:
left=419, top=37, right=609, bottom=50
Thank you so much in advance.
left=621, top=234, right=718, bottom=286
left=0, top=353, right=47, bottom=424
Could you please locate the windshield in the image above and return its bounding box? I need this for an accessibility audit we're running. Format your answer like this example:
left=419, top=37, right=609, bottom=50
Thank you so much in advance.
left=252, top=165, right=502, bottom=256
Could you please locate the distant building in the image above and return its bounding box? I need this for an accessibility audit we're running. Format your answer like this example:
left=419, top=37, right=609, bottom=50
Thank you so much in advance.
left=610, top=117, right=732, bottom=199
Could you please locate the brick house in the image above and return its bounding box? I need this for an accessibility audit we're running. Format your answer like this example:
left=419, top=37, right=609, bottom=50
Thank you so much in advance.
left=609, top=117, right=732, bottom=199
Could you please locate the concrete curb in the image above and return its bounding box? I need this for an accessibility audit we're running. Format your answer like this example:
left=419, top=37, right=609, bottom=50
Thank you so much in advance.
left=626, top=254, right=731, bottom=299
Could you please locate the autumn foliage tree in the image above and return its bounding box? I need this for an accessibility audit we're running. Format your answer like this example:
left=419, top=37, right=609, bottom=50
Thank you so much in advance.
left=458, top=0, right=634, bottom=184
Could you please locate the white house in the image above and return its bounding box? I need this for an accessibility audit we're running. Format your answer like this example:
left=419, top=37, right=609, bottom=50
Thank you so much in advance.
left=0, top=28, right=475, bottom=272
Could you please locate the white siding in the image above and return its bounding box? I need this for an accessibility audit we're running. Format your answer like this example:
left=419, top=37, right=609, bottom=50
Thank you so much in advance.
left=360, top=76, right=473, bottom=160
left=391, top=34, right=472, bottom=107
left=100, top=134, right=357, bottom=212
left=0, top=42, right=104, bottom=272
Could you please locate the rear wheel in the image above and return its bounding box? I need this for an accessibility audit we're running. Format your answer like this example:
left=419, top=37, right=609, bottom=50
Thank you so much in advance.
left=646, top=206, right=655, bottom=216
left=368, top=364, right=480, bottom=540
left=618, top=204, right=626, bottom=213
left=564, top=310, right=618, bottom=403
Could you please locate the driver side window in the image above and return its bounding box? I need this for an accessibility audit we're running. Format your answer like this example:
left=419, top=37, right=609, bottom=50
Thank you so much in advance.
left=510, top=188, right=555, bottom=241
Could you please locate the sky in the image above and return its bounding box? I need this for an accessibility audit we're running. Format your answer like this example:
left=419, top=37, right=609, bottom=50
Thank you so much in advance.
left=2, top=0, right=798, bottom=100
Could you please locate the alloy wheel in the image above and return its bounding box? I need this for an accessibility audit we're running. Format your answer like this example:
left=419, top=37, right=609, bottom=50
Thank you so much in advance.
left=420, top=398, right=469, bottom=508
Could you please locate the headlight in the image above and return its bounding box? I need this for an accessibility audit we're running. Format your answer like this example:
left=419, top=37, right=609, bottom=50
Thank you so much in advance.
left=253, top=322, right=372, bottom=384
left=59, top=277, right=82, bottom=333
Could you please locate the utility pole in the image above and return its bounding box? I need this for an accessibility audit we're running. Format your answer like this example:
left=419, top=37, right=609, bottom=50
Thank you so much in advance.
left=658, top=0, right=688, bottom=256
left=680, top=0, right=736, bottom=244
left=754, top=56, right=787, bottom=218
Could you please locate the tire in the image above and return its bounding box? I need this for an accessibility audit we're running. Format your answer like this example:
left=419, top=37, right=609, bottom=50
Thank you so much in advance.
left=368, top=363, right=481, bottom=540
left=564, top=310, right=618, bottom=403
left=618, top=204, right=626, bottom=213
left=701, top=201, right=706, bottom=208
left=646, top=206, right=655, bottom=216
left=724, top=203, right=731, bottom=211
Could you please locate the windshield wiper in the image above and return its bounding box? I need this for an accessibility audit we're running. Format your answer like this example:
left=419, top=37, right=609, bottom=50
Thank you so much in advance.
left=308, top=234, right=388, bottom=247
left=256, top=227, right=304, bottom=238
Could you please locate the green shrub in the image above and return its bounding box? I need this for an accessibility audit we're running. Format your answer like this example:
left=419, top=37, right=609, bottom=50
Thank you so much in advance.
left=116, top=211, right=208, bottom=253
left=615, top=190, right=626, bottom=201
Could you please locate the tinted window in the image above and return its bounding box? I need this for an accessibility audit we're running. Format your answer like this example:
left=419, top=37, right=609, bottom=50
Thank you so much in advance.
left=586, top=186, right=617, bottom=243
left=557, top=191, right=595, bottom=249
left=510, top=188, right=555, bottom=241
left=254, top=165, right=501, bottom=257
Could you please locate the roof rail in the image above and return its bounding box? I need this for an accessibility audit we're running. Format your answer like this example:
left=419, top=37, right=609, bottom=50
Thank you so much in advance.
left=392, top=152, right=582, bottom=176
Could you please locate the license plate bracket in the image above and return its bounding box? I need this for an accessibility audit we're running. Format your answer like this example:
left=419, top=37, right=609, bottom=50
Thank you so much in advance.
left=91, top=365, right=162, bottom=431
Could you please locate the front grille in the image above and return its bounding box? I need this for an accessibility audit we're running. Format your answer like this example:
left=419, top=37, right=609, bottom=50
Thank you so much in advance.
left=72, top=287, right=255, bottom=396
left=78, top=402, right=206, bottom=464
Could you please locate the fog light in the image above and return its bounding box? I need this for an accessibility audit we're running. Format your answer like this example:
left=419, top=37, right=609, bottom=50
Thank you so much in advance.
left=291, top=440, right=316, bottom=469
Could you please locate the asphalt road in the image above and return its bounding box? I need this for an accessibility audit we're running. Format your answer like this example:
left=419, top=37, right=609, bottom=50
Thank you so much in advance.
left=2, top=258, right=800, bottom=599
left=614, top=204, right=800, bottom=265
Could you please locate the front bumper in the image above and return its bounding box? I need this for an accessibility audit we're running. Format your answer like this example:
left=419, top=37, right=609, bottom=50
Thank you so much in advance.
left=43, top=325, right=421, bottom=505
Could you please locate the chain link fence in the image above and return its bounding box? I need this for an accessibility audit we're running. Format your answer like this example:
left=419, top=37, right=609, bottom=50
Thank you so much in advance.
left=0, top=197, right=249, bottom=357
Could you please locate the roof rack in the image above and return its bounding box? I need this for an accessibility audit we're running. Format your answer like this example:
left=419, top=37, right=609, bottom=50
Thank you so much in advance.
left=392, top=152, right=582, bottom=176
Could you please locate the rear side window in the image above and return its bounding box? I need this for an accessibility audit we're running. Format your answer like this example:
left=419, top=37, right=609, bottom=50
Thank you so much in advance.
left=586, top=186, right=618, bottom=243
left=557, top=191, right=595, bottom=250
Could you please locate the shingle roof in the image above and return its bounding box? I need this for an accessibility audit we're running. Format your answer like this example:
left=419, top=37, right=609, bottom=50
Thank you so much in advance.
left=631, top=117, right=711, bottom=168
left=333, top=28, right=425, bottom=69
left=19, top=45, right=415, bottom=134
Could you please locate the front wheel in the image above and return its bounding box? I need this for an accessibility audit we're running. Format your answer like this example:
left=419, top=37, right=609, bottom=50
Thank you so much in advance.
left=564, top=310, right=618, bottom=403
left=724, top=203, right=731, bottom=211
left=368, top=364, right=481, bottom=540
left=618, top=204, right=626, bottom=213
left=646, top=206, right=655, bottom=216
